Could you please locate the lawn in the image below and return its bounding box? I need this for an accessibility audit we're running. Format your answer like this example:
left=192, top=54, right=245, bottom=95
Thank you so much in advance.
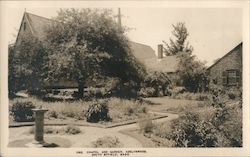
left=9, top=97, right=155, bottom=125
left=138, top=95, right=242, bottom=147
left=144, top=97, right=207, bottom=114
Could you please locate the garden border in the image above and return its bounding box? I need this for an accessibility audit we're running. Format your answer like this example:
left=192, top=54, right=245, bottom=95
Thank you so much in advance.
left=9, top=114, right=168, bottom=129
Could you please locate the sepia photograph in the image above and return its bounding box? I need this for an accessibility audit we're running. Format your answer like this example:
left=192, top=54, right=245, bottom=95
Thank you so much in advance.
left=0, top=1, right=249, bottom=157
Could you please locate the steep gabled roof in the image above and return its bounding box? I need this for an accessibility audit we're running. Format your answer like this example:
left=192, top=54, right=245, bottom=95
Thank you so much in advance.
left=25, top=12, right=53, bottom=40
left=207, top=42, right=242, bottom=70
left=16, top=12, right=179, bottom=73
left=129, top=41, right=156, bottom=62
left=145, top=55, right=179, bottom=73
left=16, top=12, right=158, bottom=63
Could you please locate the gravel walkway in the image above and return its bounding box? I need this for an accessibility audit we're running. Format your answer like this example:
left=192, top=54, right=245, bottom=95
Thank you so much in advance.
left=9, top=113, right=178, bottom=148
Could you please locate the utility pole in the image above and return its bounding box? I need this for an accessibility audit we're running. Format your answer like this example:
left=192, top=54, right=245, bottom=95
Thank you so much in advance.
left=118, top=8, right=122, bottom=32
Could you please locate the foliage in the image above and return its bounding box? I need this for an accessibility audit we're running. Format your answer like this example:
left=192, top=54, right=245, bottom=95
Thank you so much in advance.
left=208, top=85, right=242, bottom=146
left=163, top=22, right=193, bottom=56
left=227, top=92, right=236, bottom=100
left=167, top=111, right=217, bottom=147
left=8, top=35, right=48, bottom=95
left=165, top=86, right=242, bottom=147
left=162, top=22, right=207, bottom=92
left=177, top=52, right=207, bottom=93
left=85, top=102, right=111, bottom=122
left=10, top=100, right=35, bottom=122
left=139, top=71, right=171, bottom=97
left=171, top=91, right=208, bottom=101
left=92, top=136, right=123, bottom=148
left=138, top=119, right=155, bottom=133
left=45, top=8, right=146, bottom=99
left=29, top=125, right=81, bottom=135
left=9, top=97, right=151, bottom=124
left=63, top=125, right=82, bottom=134
left=138, top=87, right=156, bottom=98
left=107, top=97, right=149, bottom=122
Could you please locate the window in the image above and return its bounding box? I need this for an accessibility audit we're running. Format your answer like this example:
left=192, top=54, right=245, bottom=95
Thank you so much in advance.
left=23, top=22, right=26, bottom=31
left=222, top=70, right=241, bottom=86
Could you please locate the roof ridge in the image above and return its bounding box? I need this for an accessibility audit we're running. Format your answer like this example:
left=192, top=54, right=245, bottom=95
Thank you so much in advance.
left=130, top=41, right=152, bottom=48
left=25, top=12, right=52, bottom=21
left=207, top=42, right=242, bottom=70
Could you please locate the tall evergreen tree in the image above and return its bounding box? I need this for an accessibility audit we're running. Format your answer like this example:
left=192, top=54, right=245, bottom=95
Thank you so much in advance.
left=163, top=22, right=193, bottom=56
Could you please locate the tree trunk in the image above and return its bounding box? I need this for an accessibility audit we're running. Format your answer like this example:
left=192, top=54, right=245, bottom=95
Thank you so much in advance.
left=78, top=83, right=84, bottom=99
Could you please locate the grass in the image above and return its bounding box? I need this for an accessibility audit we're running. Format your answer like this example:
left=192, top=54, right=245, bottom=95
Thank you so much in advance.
left=92, top=136, right=123, bottom=148
left=29, top=125, right=82, bottom=135
left=144, top=97, right=207, bottom=114
left=9, top=97, right=151, bottom=124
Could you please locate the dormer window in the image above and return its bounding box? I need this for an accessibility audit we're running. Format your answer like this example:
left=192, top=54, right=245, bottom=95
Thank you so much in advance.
left=23, top=22, right=26, bottom=31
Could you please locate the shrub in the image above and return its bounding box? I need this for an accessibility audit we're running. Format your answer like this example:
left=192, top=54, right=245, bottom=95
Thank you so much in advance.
left=153, top=121, right=172, bottom=138
left=227, top=91, right=236, bottom=100
left=11, top=100, right=35, bottom=122
left=46, top=110, right=58, bottom=119
left=125, top=106, right=134, bottom=116
left=138, top=87, right=156, bottom=97
left=63, top=125, right=81, bottom=135
left=29, top=125, right=81, bottom=135
left=92, top=136, right=123, bottom=148
left=170, top=91, right=208, bottom=101
left=138, top=119, right=154, bottom=134
left=85, top=102, right=111, bottom=122
left=167, top=111, right=218, bottom=147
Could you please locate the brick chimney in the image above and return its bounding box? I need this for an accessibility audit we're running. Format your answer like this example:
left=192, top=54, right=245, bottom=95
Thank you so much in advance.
left=158, top=44, right=163, bottom=59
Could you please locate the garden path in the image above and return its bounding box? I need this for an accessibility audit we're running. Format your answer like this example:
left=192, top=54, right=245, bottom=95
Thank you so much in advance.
left=9, top=112, right=177, bottom=147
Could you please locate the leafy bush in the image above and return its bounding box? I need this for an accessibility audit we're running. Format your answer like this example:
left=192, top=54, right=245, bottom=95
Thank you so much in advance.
left=170, top=91, right=208, bottom=101
left=138, top=119, right=154, bottom=133
left=170, top=87, right=186, bottom=97
left=138, top=87, right=156, bottom=97
left=153, top=121, right=172, bottom=138
left=227, top=92, right=236, bottom=100
left=85, top=102, right=111, bottom=122
left=63, top=125, right=81, bottom=134
left=92, top=136, right=123, bottom=148
left=139, top=71, right=171, bottom=97
left=165, top=86, right=242, bottom=147
left=29, top=125, right=81, bottom=135
left=46, top=110, right=58, bottom=119
left=11, top=100, right=35, bottom=122
left=167, top=111, right=217, bottom=147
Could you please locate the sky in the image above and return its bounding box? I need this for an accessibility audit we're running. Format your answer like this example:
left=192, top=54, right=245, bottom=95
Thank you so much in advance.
left=6, top=7, right=242, bottom=66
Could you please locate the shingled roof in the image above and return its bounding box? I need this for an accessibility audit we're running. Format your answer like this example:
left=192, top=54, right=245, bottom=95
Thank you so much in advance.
left=16, top=12, right=178, bottom=73
left=129, top=41, right=156, bottom=63
left=145, top=56, right=179, bottom=73
left=25, top=12, right=53, bottom=40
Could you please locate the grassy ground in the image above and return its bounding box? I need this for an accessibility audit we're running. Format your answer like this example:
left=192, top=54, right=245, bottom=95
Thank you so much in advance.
left=144, top=97, right=207, bottom=114
left=9, top=97, right=152, bottom=125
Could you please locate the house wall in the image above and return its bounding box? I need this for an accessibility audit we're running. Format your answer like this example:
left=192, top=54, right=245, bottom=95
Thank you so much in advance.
left=208, top=44, right=242, bottom=86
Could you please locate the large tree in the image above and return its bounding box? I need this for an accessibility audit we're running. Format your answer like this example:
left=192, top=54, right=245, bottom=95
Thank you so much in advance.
left=45, top=8, right=145, bottom=98
left=163, top=22, right=193, bottom=56
left=9, top=35, right=48, bottom=96
left=163, top=22, right=207, bottom=92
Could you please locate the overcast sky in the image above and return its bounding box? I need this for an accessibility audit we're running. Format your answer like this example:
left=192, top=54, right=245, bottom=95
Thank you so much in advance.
left=7, top=7, right=242, bottom=66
